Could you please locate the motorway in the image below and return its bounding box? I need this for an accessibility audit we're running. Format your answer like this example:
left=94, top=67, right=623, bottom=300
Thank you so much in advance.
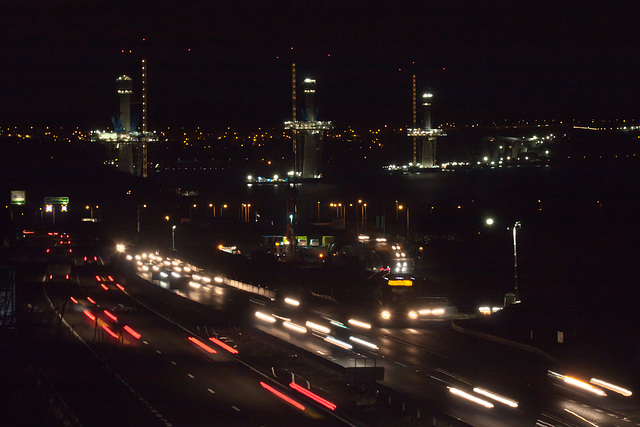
left=128, top=248, right=640, bottom=427
left=15, top=234, right=348, bottom=426
left=13, top=232, right=640, bottom=426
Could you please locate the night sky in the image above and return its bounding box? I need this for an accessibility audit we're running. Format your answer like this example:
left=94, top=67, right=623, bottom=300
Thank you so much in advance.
left=2, top=0, right=639, bottom=129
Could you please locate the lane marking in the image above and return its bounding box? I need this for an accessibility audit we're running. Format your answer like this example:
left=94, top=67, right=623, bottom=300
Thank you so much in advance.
left=170, top=361, right=177, bottom=366
left=156, top=349, right=162, bottom=354
left=395, top=361, right=407, bottom=367
left=187, top=373, right=195, bottom=379
left=207, top=388, right=215, bottom=394
left=43, top=282, right=172, bottom=426
left=143, top=340, right=149, bottom=345
left=231, top=406, right=240, bottom=412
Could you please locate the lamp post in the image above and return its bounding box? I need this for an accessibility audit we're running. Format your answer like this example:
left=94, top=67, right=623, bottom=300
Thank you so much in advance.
left=171, top=225, right=177, bottom=251
left=485, top=218, right=521, bottom=302
left=512, top=221, right=521, bottom=301
left=317, top=201, right=320, bottom=222
left=241, top=204, right=251, bottom=223
left=352, top=202, right=359, bottom=236
left=362, top=203, right=367, bottom=230
left=45, top=204, right=55, bottom=224
left=398, top=205, right=409, bottom=236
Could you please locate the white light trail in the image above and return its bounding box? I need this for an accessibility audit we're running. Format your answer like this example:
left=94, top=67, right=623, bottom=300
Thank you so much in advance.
left=348, top=319, right=372, bottom=329
left=448, top=387, right=494, bottom=408
left=563, top=376, right=606, bottom=396
left=283, top=321, right=307, bottom=334
left=590, top=378, right=632, bottom=397
left=349, top=336, right=379, bottom=350
left=305, top=321, right=330, bottom=334
left=284, top=297, right=300, bottom=306
left=324, top=336, right=353, bottom=350
left=473, top=387, right=518, bottom=408
left=255, top=311, right=276, bottom=323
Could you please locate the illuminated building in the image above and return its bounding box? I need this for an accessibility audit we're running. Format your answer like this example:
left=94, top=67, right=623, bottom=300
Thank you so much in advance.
left=91, top=61, right=157, bottom=176
left=284, top=76, right=333, bottom=179
left=407, top=91, right=445, bottom=168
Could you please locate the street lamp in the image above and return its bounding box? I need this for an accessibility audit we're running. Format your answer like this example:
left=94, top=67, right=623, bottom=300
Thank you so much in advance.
left=330, top=203, right=343, bottom=218
left=512, top=221, right=522, bottom=302
left=241, top=204, right=251, bottom=223
left=171, top=225, right=177, bottom=251
left=45, top=204, right=55, bottom=224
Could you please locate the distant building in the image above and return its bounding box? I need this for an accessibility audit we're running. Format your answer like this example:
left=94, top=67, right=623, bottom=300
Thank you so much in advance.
left=407, top=93, right=445, bottom=168
left=284, top=77, right=333, bottom=179
left=482, top=136, right=551, bottom=165
left=91, top=67, right=157, bottom=176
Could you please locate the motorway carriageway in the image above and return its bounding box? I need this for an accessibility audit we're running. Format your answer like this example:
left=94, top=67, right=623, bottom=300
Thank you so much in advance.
left=45, top=270, right=349, bottom=426
left=127, top=250, right=640, bottom=427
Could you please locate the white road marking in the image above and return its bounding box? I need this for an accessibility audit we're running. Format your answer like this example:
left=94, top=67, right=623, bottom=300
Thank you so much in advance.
left=187, top=373, right=195, bottom=379
left=207, top=388, right=215, bottom=394
left=231, top=406, right=240, bottom=412
left=156, top=349, right=162, bottom=354
left=395, top=361, right=407, bottom=367
left=170, top=361, right=177, bottom=366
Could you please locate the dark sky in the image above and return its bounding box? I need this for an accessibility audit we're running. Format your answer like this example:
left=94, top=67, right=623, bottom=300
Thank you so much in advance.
left=2, top=0, right=639, bottom=129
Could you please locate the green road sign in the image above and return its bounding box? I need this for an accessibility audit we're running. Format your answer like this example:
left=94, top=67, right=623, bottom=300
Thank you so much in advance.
left=11, top=191, right=26, bottom=205
left=44, top=196, right=69, bottom=205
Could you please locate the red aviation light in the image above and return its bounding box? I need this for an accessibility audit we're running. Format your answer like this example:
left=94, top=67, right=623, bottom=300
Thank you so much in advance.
left=260, top=382, right=305, bottom=411
left=124, top=325, right=141, bottom=339
left=188, top=337, right=217, bottom=354
left=289, top=382, right=337, bottom=411
left=208, top=337, right=239, bottom=354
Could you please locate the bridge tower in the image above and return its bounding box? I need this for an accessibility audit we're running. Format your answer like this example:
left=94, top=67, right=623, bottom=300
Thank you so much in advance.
left=407, top=90, right=445, bottom=168
left=284, top=76, right=333, bottom=179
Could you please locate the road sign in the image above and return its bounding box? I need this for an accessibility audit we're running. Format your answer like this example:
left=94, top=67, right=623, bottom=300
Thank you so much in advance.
left=44, top=196, right=69, bottom=205
left=11, top=191, right=25, bottom=205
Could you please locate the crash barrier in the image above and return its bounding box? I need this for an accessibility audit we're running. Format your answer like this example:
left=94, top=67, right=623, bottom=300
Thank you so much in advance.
left=224, top=278, right=276, bottom=299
